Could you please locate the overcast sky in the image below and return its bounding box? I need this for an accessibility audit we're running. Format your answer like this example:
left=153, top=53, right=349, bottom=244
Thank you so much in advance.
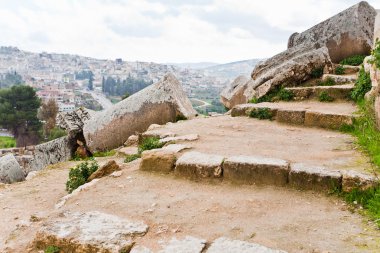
left=0, top=0, right=379, bottom=63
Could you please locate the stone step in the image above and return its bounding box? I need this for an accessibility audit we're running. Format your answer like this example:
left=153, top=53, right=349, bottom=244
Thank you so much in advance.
left=285, top=84, right=354, bottom=101
left=139, top=149, right=377, bottom=192
left=231, top=101, right=356, bottom=130
left=322, top=74, right=357, bottom=84
left=337, top=64, right=360, bottom=75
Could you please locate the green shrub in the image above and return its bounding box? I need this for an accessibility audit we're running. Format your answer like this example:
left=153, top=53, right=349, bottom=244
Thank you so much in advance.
left=340, top=55, right=366, bottom=66
left=277, top=88, right=294, bottom=101
left=311, top=67, right=324, bottom=78
left=66, top=159, right=98, bottom=193
left=249, top=108, right=273, bottom=120
left=351, top=67, right=371, bottom=101
left=318, top=91, right=334, bottom=102
left=45, top=245, right=60, bottom=253
left=317, top=77, right=336, bottom=86
left=92, top=150, right=116, bottom=157
left=335, top=65, right=345, bottom=75
left=370, top=39, right=380, bottom=68
left=138, top=137, right=164, bottom=154
left=249, top=97, right=259, bottom=104
left=0, top=136, right=16, bottom=148
left=124, top=154, right=141, bottom=163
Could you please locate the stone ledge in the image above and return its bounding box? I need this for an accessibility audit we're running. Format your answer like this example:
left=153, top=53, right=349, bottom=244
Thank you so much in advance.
left=140, top=149, right=177, bottom=173
left=207, top=237, right=287, bottom=253
left=175, top=151, right=224, bottom=179
left=342, top=170, right=379, bottom=192
left=304, top=111, right=353, bottom=130
left=223, top=156, right=289, bottom=186
left=289, top=164, right=342, bottom=191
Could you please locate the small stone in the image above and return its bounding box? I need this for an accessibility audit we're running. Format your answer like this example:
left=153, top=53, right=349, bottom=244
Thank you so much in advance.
left=124, top=135, right=139, bottom=147
left=88, top=160, right=121, bottom=181
left=110, top=171, right=123, bottom=178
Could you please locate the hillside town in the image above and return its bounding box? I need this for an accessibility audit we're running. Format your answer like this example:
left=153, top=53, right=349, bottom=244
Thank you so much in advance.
left=0, top=46, right=237, bottom=113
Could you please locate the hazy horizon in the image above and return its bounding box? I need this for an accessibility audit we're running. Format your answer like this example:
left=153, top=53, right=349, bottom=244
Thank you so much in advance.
left=0, top=0, right=379, bottom=63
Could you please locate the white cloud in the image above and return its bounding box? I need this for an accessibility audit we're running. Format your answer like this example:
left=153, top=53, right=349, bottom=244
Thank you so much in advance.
left=0, top=0, right=378, bottom=63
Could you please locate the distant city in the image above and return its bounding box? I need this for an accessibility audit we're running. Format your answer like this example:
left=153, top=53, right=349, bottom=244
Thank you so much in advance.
left=0, top=46, right=260, bottom=114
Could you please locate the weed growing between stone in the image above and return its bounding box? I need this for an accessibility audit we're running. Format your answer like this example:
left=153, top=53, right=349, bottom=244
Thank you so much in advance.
left=248, top=108, right=273, bottom=120
left=316, top=77, right=336, bottom=86
left=340, top=55, right=366, bottom=66
left=138, top=137, right=164, bottom=154
left=124, top=154, right=141, bottom=163
left=92, top=150, right=117, bottom=157
left=249, top=86, right=294, bottom=103
left=44, top=245, right=60, bottom=253
left=66, top=158, right=98, bottom=193
left=335, top=65, right=345, bottom=75
left=318, top=91, right=334, bottom=102
left=351, top=67, right=372, bottom=101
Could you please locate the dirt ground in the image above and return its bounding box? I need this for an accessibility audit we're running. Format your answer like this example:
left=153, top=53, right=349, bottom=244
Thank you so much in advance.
left=1, top=115, right=380, bottom=252
left=0, top=157, right=380, bottom=253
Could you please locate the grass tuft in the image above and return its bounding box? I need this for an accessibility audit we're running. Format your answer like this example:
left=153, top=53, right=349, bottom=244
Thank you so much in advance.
left=248, top=108, right=273, bottom=120
left=0, top=136, right=15, bottom=148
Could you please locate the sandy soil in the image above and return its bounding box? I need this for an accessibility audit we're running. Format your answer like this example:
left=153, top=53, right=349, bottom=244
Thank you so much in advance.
left=0, top=157, right=379, bottom=253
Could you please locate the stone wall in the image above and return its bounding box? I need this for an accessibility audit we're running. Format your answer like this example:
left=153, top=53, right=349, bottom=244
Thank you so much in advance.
left=0, top=136, right=74, bottom=175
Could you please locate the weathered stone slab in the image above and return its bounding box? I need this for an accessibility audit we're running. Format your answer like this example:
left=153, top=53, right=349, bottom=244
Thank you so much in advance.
left=223, top=156, right=289, bottom=186
left=118, top=147, right=139, bottom=156
left=207, top=237, right=287, bottom=253
left=322, top=74, right=357, bottom=84
left=231, top=104, right=255, bottom=117
left=83, top=74, right=197, bottom=152
left=88, top=160, right=120, bottom=181
left=342, top=170, right=378, bottom=192
left=304, top=111, right=353, bottom=130
left=162, top=144, right=192, bottom=153
left=220, top=75, right=250, bottom=109
left=286, top=84, right=354, bottom=101
left=0, top=153, right=24, bottom=184
left=289, top=164, right=342, bottom=191
left=276, top=109, right=305, bottom=125
left=175, top=152, right=224, bottom=179
left=160, top=134, right=199, bottom=144
left=124, top=135, right=139, bottom=147
left=140, top=149, right=177, bottom=173
left=27, top=136, right=73, bottom=173
left=32, top=211, right=148, bottom=253
left=158, top=236, right=206, bottom=253
left=131, top=246, right=153, bottom=253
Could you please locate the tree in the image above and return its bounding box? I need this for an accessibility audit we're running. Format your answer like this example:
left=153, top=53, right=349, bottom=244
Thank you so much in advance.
left=0, top=86, right=42, bottom=146
left=88, top=74, right=94, bottom=91
left=38, top=99, right=59, bottom=138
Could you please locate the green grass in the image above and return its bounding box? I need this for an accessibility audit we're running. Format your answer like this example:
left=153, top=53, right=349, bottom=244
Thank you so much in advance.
left=45, top=245, right=60, bottom=253
left=92, top=150, right=116, bottom=157
left=249, top=86, right=294, bottom=103
left=124, top=154, right=141, bottom=163
left=351, top=67, right=371, bottom=102
left=248, top=108, right=273, bottom=120
left=340, top=55, right=366, bottom=66
left=138, top=137, right=164, bottom=154
left=318, top=91, right=334, bottom=102
left=0, top=136, right=15, bottom=148
left=335, top=65, right=345, bottom=75
left=316, top=77, right=336, bottom=86
left=310, top=67, right=324, bottom=78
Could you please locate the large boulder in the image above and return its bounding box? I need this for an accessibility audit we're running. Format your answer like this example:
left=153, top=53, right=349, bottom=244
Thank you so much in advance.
left=0, top=153, right=24, bottom=183
left=56, top=107, right=94, bottom=137
left=83, top=74, right=197, bottom=152
left=221, top=1, right=376, bottom=108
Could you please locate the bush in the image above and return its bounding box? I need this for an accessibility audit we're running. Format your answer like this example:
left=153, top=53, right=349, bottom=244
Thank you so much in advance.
left=66, top=159, right=98, bottom=193
left=92, top=150, right=116, bottom=157
left=340, top=55, right=366, bottom=66
left=249, top=108, right=273, bottom=120
left=370, top=39, right=380, bottom=68
left=311, top=67, right=324, bottom=78
left=138, top=137, right=164, bottom=154
left=45, top=246, right=60, bottom=253
left=124, top=154, right=141, bottom=163
left=351, top=67, right=372, bottom=101
left=318, top=91, right=334, bottom=102
left=277, top=88, right=294, bottom=101
left=335, top=65, right=345, bottom=75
